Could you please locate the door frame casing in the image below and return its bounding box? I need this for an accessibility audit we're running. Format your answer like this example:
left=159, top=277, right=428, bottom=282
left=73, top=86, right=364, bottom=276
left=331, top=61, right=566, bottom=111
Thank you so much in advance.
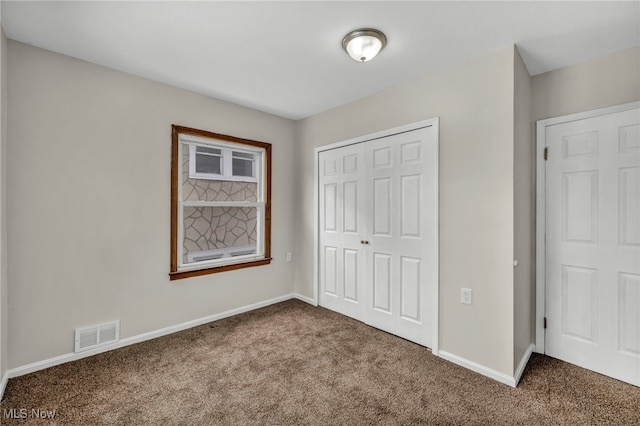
left=313, top=117, right=440, bottom=355
left=534, top=101, right=640, bottom=354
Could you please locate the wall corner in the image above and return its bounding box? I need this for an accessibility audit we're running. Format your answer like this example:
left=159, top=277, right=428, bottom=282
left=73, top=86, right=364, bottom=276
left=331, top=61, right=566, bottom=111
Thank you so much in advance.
left=513, top=44, right=535, bottom=374
left=0, top=23, right=9, bottom=394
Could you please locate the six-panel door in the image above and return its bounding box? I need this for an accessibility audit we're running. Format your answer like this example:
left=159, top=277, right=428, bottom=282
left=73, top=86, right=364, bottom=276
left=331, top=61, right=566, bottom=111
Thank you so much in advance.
left=545, top=107, right=640, bottom=386
left=319, top=142, right=367, bottom=321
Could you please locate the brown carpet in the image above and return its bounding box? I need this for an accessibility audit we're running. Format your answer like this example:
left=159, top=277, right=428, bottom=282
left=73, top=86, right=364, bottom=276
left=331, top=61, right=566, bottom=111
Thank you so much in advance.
left=1, top=299, right=639, bottom=425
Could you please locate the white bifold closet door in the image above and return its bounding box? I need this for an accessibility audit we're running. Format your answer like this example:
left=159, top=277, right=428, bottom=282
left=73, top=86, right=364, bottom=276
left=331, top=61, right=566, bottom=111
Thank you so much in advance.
left=319, top=126, right=437, bottom=347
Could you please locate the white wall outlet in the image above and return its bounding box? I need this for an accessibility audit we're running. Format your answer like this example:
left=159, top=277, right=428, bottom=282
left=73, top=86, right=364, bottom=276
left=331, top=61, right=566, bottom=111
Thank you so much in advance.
left=461, top=288, right=472, bottom=305
left=286, top=252, right=292, bottom=262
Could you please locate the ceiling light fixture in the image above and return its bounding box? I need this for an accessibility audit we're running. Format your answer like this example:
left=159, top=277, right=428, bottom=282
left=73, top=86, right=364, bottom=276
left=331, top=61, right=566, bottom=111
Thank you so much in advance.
left=342, top=28, right=387, bottom=63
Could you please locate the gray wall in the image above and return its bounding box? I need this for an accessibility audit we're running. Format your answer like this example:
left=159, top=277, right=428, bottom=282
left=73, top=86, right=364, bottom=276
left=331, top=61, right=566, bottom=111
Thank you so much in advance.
left=6, top=41, right=297, bottom=368
left=295, top=46, right=519, bottom=376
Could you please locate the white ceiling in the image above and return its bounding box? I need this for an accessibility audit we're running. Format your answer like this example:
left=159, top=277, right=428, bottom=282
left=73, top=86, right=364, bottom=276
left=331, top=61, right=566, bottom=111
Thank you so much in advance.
left=2, top=1, right=639, bottom=120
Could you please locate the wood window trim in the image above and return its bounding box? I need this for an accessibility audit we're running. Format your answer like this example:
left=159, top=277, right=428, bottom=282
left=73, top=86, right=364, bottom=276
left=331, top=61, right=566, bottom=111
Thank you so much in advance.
left=170, top=125, right=272, bottom=281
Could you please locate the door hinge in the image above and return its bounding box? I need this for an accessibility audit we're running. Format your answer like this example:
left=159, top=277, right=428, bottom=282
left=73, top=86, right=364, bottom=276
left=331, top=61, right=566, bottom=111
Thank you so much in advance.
left=543, top=147, right=548, bottom=161
left=544, top=317, right=547, bottom=329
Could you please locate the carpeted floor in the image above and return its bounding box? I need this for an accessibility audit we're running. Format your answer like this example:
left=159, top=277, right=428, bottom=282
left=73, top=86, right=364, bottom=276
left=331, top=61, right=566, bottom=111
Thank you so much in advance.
left=1, top=299, right=639, bottom=425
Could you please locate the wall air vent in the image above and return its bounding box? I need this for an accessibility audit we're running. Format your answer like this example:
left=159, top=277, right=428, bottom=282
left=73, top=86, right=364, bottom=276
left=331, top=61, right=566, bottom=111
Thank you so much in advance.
left=74, top=320, right=120, bottom=353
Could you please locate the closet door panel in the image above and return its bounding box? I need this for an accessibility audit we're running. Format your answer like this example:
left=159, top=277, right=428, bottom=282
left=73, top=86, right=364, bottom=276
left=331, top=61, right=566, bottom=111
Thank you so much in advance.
left=319, top=144, right=366, bottom=320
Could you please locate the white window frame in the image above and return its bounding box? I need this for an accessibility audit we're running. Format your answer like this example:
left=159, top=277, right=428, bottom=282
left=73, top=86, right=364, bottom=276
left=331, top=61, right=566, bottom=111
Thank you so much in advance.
left=178, top=133, right=266, bottom=272
left=188, top=144, right=258, bottom=183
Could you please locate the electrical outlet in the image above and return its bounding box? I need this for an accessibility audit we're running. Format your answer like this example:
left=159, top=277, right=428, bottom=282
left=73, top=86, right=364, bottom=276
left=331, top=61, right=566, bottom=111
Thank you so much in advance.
left=461, top=288, right=472, bottom=305
left=286, top=252, right=292, bottom=262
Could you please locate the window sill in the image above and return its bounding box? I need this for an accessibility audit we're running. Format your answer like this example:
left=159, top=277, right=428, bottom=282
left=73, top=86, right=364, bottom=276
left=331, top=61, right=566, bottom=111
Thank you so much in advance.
left=169, top=258, right=272, bottom=281
left=187, top=173, right=258, bottom=184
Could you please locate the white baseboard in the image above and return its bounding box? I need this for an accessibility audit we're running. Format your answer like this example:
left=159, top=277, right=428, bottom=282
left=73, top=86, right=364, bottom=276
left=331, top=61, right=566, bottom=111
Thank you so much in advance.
left=438, top=350, right=518, bottom=387
left=0, top=370, right=8, bottom=401
left=514, top=343, right=535, bottom=386
left=293, top=293, right=316, bottom=306
left=5, top=293, right=297, bottom=383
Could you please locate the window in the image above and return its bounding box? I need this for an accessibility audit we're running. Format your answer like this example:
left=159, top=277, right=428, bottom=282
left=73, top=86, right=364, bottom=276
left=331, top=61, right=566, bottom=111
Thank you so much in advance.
left=188, top=146, right=258, bottom=182
left=170, top=125, right=271, bottom=280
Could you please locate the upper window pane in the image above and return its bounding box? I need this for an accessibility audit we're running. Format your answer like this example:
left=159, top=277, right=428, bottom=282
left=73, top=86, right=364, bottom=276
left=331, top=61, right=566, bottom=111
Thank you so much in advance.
left=232, top=158, right=254, bottom=177
left=195, top=153, right=222, bottom=174
left=188, top=145, right=257, bottom=182
left=183, top=143, right=258, bottom=202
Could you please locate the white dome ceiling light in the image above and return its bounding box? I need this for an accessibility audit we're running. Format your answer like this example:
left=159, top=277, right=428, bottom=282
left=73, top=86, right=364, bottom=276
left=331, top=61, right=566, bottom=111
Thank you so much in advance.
left=342, top=28, right=387, bottom=62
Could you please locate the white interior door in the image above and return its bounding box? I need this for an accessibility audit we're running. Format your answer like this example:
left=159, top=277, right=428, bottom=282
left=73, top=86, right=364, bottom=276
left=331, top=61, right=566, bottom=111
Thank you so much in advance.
left=319, top=124, right=437, bottom=348
left=545, top=107, right=640, bottom=386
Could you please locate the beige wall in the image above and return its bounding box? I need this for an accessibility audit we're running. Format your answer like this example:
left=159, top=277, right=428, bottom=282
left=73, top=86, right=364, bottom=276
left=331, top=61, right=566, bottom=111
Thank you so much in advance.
left=513, top=48, right=534, bottom=369
left=0, top=26, right=7, bottom=381
left=533, top=46, right=640, bottom=121
left=295, top=46, right=518, bottom=376
left=6, top=41, right=297, bottom=368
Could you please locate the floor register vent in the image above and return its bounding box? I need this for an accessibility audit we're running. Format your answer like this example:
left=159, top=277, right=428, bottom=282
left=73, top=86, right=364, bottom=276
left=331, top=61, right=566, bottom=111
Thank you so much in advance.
left=74, top=320, right=120, bottom=353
